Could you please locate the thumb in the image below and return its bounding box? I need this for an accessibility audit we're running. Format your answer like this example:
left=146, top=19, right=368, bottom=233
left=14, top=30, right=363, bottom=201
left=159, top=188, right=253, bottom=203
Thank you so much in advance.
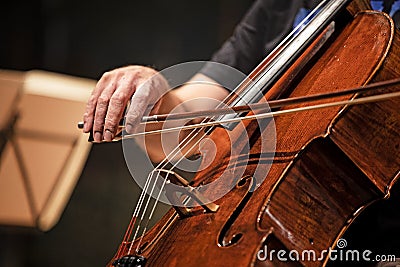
left=124, top=72, right=169, bottom=134
left=124, top=93, right=151, bottom=134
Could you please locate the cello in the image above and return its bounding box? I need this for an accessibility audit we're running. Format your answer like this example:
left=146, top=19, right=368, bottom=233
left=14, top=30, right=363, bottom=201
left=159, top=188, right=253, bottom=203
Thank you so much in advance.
left=99, top=0, right=400, bottom=266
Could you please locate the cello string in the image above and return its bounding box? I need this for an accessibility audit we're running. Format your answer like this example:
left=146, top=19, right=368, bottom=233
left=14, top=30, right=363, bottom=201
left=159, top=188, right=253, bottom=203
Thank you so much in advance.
left=116, top=169, right=156, bottom=257
left=128, top=173, right=159, bottom=253
left=133, top=171, right=156, bottom=218
left=124, top=83, right=234, bottom=235
left=128, top=171, right=164, bottom=253
left=134, top=170, right=170, bottom=253
left=127, top=170, right=170, bottom=254
left=128, top=103, right=232, bottom=251
left=131, top=122, right=227, bottom=251
left=125, top=95, right=234, bottom=250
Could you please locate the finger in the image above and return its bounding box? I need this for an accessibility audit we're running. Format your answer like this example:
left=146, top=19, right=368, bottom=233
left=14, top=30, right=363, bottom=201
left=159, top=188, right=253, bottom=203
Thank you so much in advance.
left=125, top=92, right=150, bottom=134
left=125, top=75, right=168, bottom=134
left=103, top=72, right=139, bottom=141
left=83, top=72, right=112, bottom=133
left=103, top=87, right=133, bottom=141
left=92, top=83, right=117, bottom=142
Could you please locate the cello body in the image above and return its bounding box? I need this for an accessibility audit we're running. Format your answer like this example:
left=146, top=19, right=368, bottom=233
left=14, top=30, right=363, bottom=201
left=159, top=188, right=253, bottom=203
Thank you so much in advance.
left=111, top=1, right=400, bottom=266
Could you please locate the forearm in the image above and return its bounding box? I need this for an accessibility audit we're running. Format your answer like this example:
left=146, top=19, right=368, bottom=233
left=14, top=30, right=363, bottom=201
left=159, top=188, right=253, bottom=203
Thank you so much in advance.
left=137, top=73, right=229, bottom=163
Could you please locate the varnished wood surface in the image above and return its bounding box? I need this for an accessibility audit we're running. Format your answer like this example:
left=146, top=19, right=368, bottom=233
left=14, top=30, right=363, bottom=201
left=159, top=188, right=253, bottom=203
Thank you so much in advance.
left=110, top=4, right=400, bottom=267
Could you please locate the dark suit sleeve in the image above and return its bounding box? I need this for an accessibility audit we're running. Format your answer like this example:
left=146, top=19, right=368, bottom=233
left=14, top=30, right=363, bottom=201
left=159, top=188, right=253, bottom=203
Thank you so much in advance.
left=200, top=0, right=306, bottom=90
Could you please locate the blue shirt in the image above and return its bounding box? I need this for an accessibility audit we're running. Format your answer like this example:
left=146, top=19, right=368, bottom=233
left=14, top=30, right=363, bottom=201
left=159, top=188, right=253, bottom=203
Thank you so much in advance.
left=294, top=0, right=400, bottom=29
left=371, top=0, right=400, bottom=16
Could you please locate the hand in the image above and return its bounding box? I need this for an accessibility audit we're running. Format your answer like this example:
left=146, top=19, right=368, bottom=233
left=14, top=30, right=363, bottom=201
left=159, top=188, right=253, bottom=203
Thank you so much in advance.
left=83, top=65, right=169, bottom=142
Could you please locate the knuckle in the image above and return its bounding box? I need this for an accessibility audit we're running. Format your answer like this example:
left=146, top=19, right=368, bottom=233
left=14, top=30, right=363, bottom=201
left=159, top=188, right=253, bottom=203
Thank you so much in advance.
left=86, top=95, right=97, bottom=109
left=97, top=96, right=110, bottom=106
left=102, top=71, right=112, bottom=79
left=94, top=115, right=105, bottom=123
left=89, top=94, right=96, bottom=103
left=83, top=107, right=91, bottom=117
left=105, top=111, right=120, bottom=123
left=110, top=94, right=127, bottom=108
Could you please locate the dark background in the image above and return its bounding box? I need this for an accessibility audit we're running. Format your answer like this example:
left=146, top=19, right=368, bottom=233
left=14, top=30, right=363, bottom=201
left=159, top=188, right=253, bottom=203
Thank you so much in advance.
left=0, top=1, right=252, bottom=266
left=1, top=0, right=252, bottom=78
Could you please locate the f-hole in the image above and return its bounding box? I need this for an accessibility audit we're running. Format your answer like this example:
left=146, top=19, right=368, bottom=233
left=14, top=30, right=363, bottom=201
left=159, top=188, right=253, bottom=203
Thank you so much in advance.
left=218, top=175, right=255, bottom=247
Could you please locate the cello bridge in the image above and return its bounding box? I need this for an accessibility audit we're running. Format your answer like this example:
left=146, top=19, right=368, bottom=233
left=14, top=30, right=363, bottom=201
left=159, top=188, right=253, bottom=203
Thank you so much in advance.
left=154, top=169, right=219, bottom=218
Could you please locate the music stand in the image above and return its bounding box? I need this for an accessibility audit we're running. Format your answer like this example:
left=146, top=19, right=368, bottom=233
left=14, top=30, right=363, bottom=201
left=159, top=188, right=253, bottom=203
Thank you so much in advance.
left=0, top=70, right=94, bottom=231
